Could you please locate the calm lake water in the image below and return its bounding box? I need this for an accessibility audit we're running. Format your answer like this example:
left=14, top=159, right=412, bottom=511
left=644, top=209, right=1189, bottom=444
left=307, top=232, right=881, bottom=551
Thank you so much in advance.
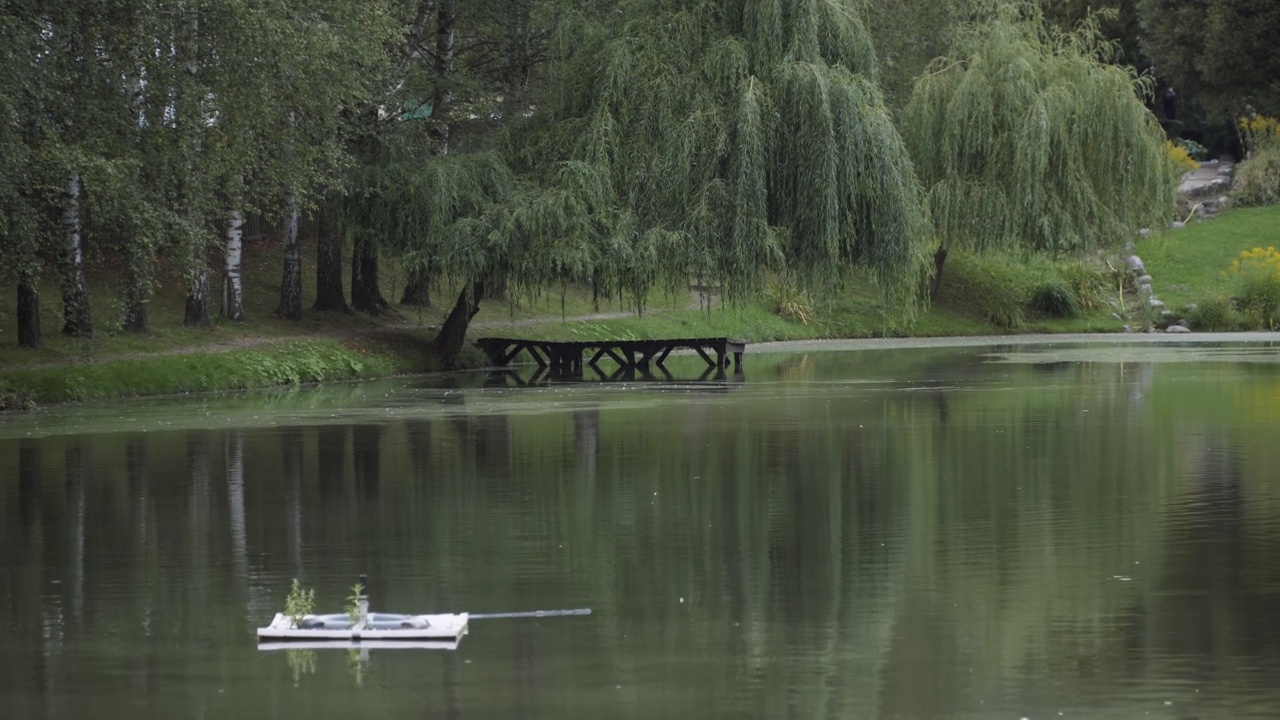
left=3, top=339, right=1280, bottom=719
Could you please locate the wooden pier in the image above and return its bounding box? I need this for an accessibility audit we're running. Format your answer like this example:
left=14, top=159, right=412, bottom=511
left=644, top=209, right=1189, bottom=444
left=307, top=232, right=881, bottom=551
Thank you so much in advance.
left=475, top=336, right=746, bottom=376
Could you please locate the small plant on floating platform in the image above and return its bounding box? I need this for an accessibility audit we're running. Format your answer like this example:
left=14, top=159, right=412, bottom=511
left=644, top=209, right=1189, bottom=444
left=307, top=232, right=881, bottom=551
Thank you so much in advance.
left=345, top=581, right=367, bottom=626
left=284, top=578, right=315, bottom=628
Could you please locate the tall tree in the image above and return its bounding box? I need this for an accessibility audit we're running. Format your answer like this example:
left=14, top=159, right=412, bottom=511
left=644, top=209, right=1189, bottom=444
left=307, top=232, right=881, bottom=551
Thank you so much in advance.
left=400, top=0, right=461, bottom=308
left=345, top=0, right=931, bottom=361
left=1137, top=0, right=1280, bottom=119
left=903, top=4, right=1177, bottom=294
left=2, top=0, right=152, bottom=346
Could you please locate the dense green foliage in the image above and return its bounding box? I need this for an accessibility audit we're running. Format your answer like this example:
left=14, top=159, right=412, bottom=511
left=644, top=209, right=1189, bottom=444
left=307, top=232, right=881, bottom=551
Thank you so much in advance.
left=1231, top=119, right=1280, bottom=207
left=1137, top=0, right=1280, bottom=119
left=903, top=5, right=1176, bottom=257
left=0, top=0, right=397, bottom=342
left=337, top=0, right=934, bottom=345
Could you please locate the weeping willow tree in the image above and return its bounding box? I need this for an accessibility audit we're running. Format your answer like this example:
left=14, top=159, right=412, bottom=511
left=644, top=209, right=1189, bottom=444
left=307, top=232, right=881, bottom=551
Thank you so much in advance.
left=902, top=2, right=1177, bottom=296
left=344, top=0, right=930, bottom=361
left=513, top=0, right=930, bottom=314
left=336, top=149, right=517, bottom=357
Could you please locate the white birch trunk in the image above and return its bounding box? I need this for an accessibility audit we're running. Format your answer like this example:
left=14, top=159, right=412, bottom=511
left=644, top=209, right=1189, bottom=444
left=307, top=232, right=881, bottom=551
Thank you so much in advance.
left=222, top=208, right=245, bottom=321
left=59, top=176, right=93, bottom=337
left=276, top=193, right=303, bottom=319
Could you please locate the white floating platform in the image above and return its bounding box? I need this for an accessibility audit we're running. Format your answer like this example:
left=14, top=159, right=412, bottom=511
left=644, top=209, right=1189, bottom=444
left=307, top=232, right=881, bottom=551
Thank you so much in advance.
left=257, top=612, right=469, bottom=643
left=258, top=639, right=460, bottom=652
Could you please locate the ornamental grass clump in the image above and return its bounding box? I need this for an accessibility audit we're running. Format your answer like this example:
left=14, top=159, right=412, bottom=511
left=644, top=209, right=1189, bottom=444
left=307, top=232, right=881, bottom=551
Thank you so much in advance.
left=1029, top=279, right=1080, bottom=318
left=1055, top=261, right=1109, bottom=311
left=767, top=281, right=815, bottom=325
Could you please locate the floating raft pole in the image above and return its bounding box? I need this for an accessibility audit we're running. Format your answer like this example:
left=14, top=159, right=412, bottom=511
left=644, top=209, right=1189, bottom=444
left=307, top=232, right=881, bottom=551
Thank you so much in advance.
left=475, top=337, right=746, bottom=377
left=470, top=608, right=592, bottom=620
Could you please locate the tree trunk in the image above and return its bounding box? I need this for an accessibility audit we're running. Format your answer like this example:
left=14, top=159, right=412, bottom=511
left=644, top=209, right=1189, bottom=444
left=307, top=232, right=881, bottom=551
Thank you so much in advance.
left=17, top=279, right=42, bottom=349
left=400, top=264, right=432, bottom=306
left=122, top=242, right=152, bottom=333
left=184, top=250, right=212, bottom=327
left=313, top=205, right=348, bottom=312
left=928, top=244, right=949, bottom=301
left=276, top=194, right=302, bottom=320
left=350, top=234, right=388, bottom=314
left=434, top=281, right=484, bottom=362
left=59, top=176, right=93, bottom=338
left=221, top=208, right=245, bottom=321
left=431, top=1, right=456, bottom=155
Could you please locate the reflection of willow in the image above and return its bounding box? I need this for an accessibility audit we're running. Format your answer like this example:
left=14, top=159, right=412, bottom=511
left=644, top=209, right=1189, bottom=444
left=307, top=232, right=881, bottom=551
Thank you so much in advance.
left=411, top=393, right=912, bottom=717
left=877, top=359, right=1181, bottom=715
left=1141, top=436, right=1280, bottom=715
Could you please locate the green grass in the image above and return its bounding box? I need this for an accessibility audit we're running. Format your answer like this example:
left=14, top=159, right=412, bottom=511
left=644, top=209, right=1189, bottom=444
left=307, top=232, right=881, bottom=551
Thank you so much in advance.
left=1137, top=205, right=1280, bottom=310
left=0, top=337, right=441, bottom=405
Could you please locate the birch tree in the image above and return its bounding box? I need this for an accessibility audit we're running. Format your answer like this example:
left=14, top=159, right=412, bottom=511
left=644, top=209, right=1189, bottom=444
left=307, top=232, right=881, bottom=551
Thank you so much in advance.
left=222, top=207, right=246, bottom=321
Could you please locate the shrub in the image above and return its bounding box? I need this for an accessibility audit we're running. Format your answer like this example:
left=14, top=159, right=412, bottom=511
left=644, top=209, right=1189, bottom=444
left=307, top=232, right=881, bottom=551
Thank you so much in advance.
left=1183, top=296, right=1240, bottom=331
left=1029, top=280, right=1080, bottom=318
left=1228, top=246, right=1280, bottom=328
left=1239, top=115, right=1280, bottom=155
left=1167, top=141, right=1198, bottom=173
left=1176, top=138, right=1210, bottom=161
left=1230, top=145, right=1280, bottom=207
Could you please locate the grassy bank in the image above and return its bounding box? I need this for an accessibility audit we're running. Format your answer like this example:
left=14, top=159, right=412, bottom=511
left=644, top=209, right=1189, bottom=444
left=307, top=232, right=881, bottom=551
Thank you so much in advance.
left=0, top=334, right=446, bottom=407
left=3, top=205, right=1278, bottom=407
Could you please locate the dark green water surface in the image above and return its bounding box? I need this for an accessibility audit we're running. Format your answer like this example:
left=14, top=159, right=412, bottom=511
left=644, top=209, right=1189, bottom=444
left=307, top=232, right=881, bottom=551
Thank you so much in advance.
left=4, top=340, right=1280, bottom=719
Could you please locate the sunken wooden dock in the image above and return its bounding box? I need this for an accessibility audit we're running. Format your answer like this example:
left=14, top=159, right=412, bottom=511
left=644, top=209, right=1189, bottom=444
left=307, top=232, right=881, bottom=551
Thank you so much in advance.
left=475, top=336, right=746, bottom=375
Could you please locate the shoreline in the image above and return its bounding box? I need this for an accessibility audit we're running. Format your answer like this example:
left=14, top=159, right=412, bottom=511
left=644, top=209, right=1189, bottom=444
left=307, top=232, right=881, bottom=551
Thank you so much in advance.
left=4, top=329, right=1278, bottom=412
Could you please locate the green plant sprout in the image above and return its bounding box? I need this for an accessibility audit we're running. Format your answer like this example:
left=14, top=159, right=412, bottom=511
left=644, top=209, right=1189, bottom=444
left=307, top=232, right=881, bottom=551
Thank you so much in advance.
left=345, top=581, right=366, bottom=626
left=284, top=578, right=315, bottom=628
